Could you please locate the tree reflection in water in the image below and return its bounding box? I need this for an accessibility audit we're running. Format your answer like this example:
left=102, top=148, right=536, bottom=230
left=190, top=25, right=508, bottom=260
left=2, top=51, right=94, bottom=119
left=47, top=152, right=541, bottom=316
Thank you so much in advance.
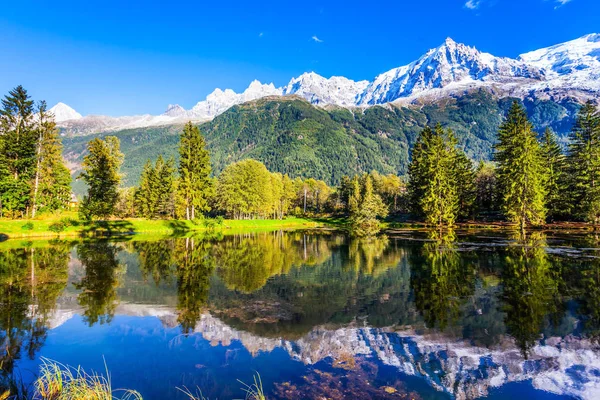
left=74, top=241, right=123, bottom=327
left=0, top=243, right=69, bottom=391
left=500, top=231, right=561, bottom=358
left=410, top=229, right=476, bottom=331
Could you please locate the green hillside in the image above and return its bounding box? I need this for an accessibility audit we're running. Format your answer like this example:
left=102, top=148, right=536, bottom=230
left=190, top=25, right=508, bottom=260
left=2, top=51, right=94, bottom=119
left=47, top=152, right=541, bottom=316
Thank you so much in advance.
left=62, top=90, right=581, bottom=190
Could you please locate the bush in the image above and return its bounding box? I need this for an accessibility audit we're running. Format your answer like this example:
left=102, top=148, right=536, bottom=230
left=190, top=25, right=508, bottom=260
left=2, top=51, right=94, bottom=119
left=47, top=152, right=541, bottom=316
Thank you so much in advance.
left=60, top=217, right=80, bottom=227
left=21, top=222, right=34, bottom=231
left=48, top=222, right=66, bottom=234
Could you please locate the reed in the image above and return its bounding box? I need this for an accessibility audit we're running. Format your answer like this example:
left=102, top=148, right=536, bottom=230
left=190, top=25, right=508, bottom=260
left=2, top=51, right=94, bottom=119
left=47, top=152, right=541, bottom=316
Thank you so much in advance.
left=35, top=358, right=142, bottom=400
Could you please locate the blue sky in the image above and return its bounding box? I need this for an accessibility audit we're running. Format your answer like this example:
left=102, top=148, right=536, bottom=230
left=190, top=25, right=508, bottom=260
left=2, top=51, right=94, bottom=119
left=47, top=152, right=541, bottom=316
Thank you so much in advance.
left=0, top=0, right=597, bottom=116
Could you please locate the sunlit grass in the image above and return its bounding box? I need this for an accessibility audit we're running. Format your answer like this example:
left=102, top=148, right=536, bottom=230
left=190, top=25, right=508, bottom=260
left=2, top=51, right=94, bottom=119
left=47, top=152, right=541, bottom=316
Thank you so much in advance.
left=239, top=373, right=267, bottom=400
left=35, top=358, right=142, bottom=400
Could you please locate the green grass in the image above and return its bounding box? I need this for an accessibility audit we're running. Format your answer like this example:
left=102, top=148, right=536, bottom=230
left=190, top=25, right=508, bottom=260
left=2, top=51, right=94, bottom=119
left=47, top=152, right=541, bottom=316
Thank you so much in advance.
left=35, top=358, right=142, bottom=400
left=0, top=212, right=325, bottom=240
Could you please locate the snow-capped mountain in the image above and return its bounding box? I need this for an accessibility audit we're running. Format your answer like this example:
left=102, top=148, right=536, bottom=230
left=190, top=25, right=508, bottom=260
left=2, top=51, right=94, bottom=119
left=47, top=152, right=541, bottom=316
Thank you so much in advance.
left=282, top=72, right=369, bottom=106
left=53, top=33, right=600, bottom=135
left=519, top=33, right=600, bottom=96
left=357, top=37, right=543, bottom=105
left=49, top=102, right=82, bottom=122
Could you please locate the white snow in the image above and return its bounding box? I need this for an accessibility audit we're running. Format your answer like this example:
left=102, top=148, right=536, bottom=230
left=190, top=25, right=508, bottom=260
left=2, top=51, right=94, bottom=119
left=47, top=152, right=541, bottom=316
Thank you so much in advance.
left=55, top=33, right=600, bottom=135
left=48, top=102, right=82, bottom=122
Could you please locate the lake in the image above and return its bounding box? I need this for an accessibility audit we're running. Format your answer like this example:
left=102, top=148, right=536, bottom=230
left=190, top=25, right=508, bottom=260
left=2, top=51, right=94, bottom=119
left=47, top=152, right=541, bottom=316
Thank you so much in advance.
left=1, top=229, right=599, bottom=399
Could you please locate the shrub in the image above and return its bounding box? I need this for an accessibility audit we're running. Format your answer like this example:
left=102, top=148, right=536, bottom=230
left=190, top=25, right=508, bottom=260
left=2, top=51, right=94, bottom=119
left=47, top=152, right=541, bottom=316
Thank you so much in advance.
left=21, top=222, right=34, bottom=231
left=48, top=222, right=66, bottom=234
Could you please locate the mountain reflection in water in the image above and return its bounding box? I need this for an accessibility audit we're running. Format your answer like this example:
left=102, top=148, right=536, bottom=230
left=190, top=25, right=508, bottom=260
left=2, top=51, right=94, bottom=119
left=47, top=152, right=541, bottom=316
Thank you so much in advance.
left=0, top=230, right=599, bottom=399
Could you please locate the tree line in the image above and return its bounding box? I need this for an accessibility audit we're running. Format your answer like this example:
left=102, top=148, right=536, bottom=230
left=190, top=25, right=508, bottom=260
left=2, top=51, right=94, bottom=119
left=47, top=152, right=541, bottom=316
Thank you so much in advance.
left=2, top=86, right=599, bottom=230
left=406, top=100, right=600, bottom=228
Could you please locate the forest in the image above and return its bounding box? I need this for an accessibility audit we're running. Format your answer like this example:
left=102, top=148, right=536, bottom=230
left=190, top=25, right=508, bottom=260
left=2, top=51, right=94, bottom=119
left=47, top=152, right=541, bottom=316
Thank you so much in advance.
left=1, top=85, right=600, bottom=234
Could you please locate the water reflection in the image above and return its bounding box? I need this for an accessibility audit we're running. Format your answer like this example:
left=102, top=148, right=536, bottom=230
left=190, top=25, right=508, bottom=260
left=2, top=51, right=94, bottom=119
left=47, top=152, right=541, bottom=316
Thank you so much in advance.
left=0, top=230, right=599, bottom=399
left=0, top=243, right=69, bottom=389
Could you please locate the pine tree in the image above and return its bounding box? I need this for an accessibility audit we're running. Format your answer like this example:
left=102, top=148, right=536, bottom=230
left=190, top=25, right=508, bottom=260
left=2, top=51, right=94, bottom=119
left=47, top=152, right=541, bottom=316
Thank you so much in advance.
left=136, top=156, right=176, bottom=219
left=0, top=86, right=37, bottom=217
left=566, top=101, right=600, bottom=225
left=453, top=150, right=476, bottom=220
left=408, top=125, right=459, bottom=226
left=540, top=127, right=567, bottom=221
left=349, top=175, right=388, bottom=236
left=178, top=122, right=212, bottom=220
left=31, top=101, right=71, bottom=217
left=494, top=101, right=547, bottom=230
left=79, top=136, right=123, bottom=220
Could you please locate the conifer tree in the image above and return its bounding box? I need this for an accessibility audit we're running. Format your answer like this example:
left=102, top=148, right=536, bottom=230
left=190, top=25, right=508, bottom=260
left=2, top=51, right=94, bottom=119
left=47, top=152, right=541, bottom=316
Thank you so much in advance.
left=453, top=150, right=476, bottom=220
left=540, top=127, right=567, bottom=221
left=136, top=156, right=176, bottom=219
left=408, top=125, right=459, bottom=226
left=0, top=86, right=37, bottom=217
left=566, top=101, right=600, bottom=225
left=31, top=101, right=72, bottom=217
left=79, top=136, right=123, bottom=220
left=348, top=176, right=361, bottom=216
left=178, top=122, right=212, bottom=220
left=494, top=101, right=547, bottom=230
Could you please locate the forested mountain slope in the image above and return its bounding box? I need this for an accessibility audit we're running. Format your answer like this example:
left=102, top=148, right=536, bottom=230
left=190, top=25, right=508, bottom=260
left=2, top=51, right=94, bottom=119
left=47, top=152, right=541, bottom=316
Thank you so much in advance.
left=62, top=90, right=582, bottom=189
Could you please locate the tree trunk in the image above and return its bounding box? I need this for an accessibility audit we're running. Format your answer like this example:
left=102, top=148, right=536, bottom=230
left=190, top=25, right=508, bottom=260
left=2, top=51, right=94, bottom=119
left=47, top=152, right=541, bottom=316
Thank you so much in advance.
left=303, top=188, right=307, bottom=214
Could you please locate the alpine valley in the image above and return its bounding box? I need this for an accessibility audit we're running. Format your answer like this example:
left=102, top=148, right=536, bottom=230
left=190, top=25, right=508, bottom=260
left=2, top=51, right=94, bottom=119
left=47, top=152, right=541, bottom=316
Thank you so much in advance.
left=55, top=33, right=600, bottom=187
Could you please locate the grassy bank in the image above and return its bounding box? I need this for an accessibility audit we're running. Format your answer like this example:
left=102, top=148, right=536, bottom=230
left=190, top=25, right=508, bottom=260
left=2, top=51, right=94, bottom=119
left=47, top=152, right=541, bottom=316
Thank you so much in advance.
left=0, top=212, right=325, bottom=240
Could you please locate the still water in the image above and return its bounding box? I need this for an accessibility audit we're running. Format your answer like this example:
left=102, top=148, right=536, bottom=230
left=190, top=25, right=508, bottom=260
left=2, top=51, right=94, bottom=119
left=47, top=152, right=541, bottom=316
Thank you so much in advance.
left=1, top=229, right=600, bottom=399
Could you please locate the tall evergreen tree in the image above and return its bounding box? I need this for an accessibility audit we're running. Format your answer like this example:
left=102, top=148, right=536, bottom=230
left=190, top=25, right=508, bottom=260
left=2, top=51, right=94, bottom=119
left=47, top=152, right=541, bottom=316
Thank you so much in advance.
left=0, top=86, right=37, bottom=217
left=408, top=125, right=459, bottom=226
left=178, top=122, right=212, bottom=220
left=540, top=127, right=567, bottom=221
left=79, top=136, right=123, bottom=220
left=31, top=102, right=71, bottom=217
left=567, top=101, right=600, bottom=225
left=494, top=101, right=547, bottom=230
left=453, top=151, right=476, bottom=220
left=136, top=156, right=176, bottom=219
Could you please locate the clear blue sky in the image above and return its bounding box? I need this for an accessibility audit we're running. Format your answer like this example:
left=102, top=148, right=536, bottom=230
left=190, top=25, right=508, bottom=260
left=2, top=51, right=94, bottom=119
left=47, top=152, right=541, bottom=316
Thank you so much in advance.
left=0, top=0, right=598, bottom=116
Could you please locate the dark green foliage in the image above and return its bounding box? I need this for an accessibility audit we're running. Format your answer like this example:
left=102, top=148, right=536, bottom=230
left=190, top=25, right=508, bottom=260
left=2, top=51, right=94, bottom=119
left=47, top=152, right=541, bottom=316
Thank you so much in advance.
left=453, top=151, right=476, bottom=220
left=540, top=128, right=568, bottom=221
left=32, top=102, right=72, bottom=216
left=0, top=86, right=37, bottom=217
left=178, top=122, right=212, bottom=220
left=494, top=101, right=547, bottom=229
left=79, top=136, right=123, bottom=220
left=62, top=92, right=581, bottom=193
left=566, top=101, right=600, bottom=224
left=408, top=125, right=461, bottom=226
left=474, top=161, right=498, bottom=216
left=136, top=155, right=176, bottom=219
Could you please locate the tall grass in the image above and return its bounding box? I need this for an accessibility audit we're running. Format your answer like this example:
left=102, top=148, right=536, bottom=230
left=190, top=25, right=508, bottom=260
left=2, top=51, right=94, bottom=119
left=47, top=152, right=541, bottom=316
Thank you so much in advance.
left=35, top=358, right=142, bottom=400
left=239, top=373, right=266, bottom=400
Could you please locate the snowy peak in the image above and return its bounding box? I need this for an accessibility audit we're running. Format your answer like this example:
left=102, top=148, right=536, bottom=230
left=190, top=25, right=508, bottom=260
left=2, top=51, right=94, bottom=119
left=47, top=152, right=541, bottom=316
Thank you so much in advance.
left=358, top=38, right=542, bottom=105
left=55, top=33, right=600, bottom=135
left=49, top=102, right=82, bottom=122
left=283, top=72, right=369, bottom=106
left=519, top=33, right=600, bottom=76
left=163, top=104, right=186, bottom=117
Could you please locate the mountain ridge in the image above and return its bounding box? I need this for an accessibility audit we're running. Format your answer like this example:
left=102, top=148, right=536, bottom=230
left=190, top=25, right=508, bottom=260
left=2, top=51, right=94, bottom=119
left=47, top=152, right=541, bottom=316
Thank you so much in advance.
left=54, top=33, right=599, bottom=135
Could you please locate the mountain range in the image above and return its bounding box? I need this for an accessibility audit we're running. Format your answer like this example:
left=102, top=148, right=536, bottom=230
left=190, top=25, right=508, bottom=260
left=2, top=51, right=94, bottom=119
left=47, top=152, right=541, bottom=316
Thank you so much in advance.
left=51, top=33, right=600, bottom=136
